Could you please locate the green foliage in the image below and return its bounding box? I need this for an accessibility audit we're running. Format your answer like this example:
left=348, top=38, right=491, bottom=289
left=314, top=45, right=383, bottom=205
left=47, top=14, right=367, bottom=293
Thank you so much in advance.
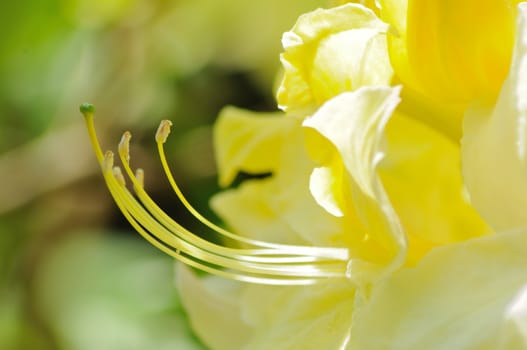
left=33, top=231, right=205, bottom=350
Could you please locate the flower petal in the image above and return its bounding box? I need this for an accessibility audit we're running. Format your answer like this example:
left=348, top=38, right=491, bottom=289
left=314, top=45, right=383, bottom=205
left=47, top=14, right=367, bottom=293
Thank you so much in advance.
left=277, top=3, right=392, bottom=114
left=382, top=0, right=517, bottom=103
left=309, top=161, right=347, bottom=217
left=497, top=284, right=527, bottom=349
left=176, top=265, right=253, bottom=350
left=304, top=87, right=401, bottom=200
left=462, top=3, right=527, bottom=231
left=380, top=113, right=489, bottom=263
left=240, top=282, right=356, bottom=350
left=213, top=106, right=294, bottom=187
left=303, top=86, right=406, bottom=279
left=349, top=227, right=527, bottom=350
left=178, top=268, right=356, bottom=350
left=379, top=0, right=521, bottom=139
left=212, top=124, right=347, bottom=247
left=210, top=178, right=308, bottom=245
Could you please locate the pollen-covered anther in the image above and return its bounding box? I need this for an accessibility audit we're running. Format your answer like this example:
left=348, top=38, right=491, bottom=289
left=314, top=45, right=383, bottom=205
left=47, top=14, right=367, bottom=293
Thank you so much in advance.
left=135, top=168, right=145, bottom=189
left=119, top=131, right=132, bottom=162
left=102, top=151, right=114, bottom=173
left=155, top=120, right=173, bottom=144
left=113, top=166, right=126, bottom=186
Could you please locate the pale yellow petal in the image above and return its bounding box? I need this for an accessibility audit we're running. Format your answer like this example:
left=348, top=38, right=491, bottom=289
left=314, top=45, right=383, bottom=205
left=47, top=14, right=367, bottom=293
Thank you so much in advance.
left=304, top=87, right=401, bottom=198
left=176, top=265, right=252, bottom=350
left=268, top=126, right=347, bottom=246
left=179, top=267, right=356, bottom=350
left=211, top=124, right=347, bottom=247
left=303, top=87, right=406, bottom=279
left=349, top=227, right=527, bottom=350
left=277, top=3, right=392, bottom=114
left=309, top=163, right=346, bottom=217
left=462, top=3, right=527, bottom=231
left=497, top=285, right=527, bottom=349
left=213, top=106, right=294, bottom=187
left=330, top=0, right=380, bottom=10
left=240, top=282, right=355, bottom=350
left=210, top=178, right=308, bottom=245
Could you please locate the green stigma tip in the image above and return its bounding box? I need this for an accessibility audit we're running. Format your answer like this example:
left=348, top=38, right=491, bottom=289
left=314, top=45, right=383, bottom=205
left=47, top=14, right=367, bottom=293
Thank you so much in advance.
left=80, top=103, right=95, bottom=114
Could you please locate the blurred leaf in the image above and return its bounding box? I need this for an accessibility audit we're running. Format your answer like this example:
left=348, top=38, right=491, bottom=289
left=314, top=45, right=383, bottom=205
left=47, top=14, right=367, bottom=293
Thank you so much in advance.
left=34, top=231, right=204, bottom=350
left=0, top=289, right=23, bottom=349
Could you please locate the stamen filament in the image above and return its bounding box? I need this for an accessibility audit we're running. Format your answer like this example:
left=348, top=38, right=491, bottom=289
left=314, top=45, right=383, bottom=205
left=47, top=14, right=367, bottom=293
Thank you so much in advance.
left=104, top=162, right=345, bottom=282
left=103, top=164, right=322, bottom=285
left=155, top=120, right=350, bottom=261
left=110, top=163, right=343, bottom=274
left=119, top=131, right=329, bottom=263
left=81, top=104, right=352, bottom=285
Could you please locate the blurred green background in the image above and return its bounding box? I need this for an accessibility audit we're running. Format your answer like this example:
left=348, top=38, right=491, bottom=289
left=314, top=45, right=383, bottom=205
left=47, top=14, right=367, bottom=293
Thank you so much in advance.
left=0, top=0, right=326, bottom=349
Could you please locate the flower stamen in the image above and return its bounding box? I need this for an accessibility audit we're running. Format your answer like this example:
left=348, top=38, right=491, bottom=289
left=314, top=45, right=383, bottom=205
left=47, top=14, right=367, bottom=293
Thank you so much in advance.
left=81, top=104, right=352, bottom=285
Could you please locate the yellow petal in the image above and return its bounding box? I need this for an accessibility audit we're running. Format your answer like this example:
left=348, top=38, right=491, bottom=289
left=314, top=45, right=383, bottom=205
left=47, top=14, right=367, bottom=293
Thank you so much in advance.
left=350, top=227, right=527, bottom=350
left=462, top=3, right=527, bottom=231
left=269, top=127, right=348, bottom=246
left=380, top=0, right=520, bottom=139
left=176, top=265, right=252, bottom=350
left=330, top=0, right=380, bottom=10
left=497, top=285, right=527, bottom=349
left=179, top=268, right=356, bottom=350
left=383, top=0, right=518, bottom=103
left=210, top=178, right=309, bottom=245
left=309, top=161, right=347, bottom=217
left=277, top=3, right=393, bottom=114
left=380, top=112, right=489, bottom=264
left=213, top=106, right=294, bottom=187
left=212, top=124, right=347, bottom=247
left=240, top=282, right=356, bottom=350
left=380, top=0, right=465, bottom=139
left=303, top=87, right=406, bottom=278
left=304, top=87, right=401, bottom=198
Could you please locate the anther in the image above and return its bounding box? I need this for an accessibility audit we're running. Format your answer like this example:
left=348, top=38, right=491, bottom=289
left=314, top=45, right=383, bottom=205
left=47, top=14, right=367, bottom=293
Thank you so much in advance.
left=113, top=166, right=126, bottom=186
left=119, top=131, right=132, bottom=162
left=135, top=168, right=145, bottom=189
left=155, top=120, right=173, bottom=144
left=102, top=151, right=114, bottom=173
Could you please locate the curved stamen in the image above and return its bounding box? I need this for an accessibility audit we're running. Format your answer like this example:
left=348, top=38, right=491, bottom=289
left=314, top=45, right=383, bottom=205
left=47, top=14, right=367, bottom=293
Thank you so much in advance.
left=81, top=104, right=352, bottom=285
left=102, top=155, right=324, bottom=284
left=107, top=161, right=345, bottom=277
left=120, top=131, right=345, bottom=263
left=106, top=150, right=347, bottom=283
left=122, top=158, right=328, bottom=263
left=113, top=152, right=347, bottom=273
left=155, top=120, right=350, bottom=260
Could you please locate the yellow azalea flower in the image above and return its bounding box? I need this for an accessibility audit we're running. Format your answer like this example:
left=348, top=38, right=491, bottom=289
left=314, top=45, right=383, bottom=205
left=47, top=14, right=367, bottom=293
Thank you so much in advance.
left=81, top=1, right=527, bottom=349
